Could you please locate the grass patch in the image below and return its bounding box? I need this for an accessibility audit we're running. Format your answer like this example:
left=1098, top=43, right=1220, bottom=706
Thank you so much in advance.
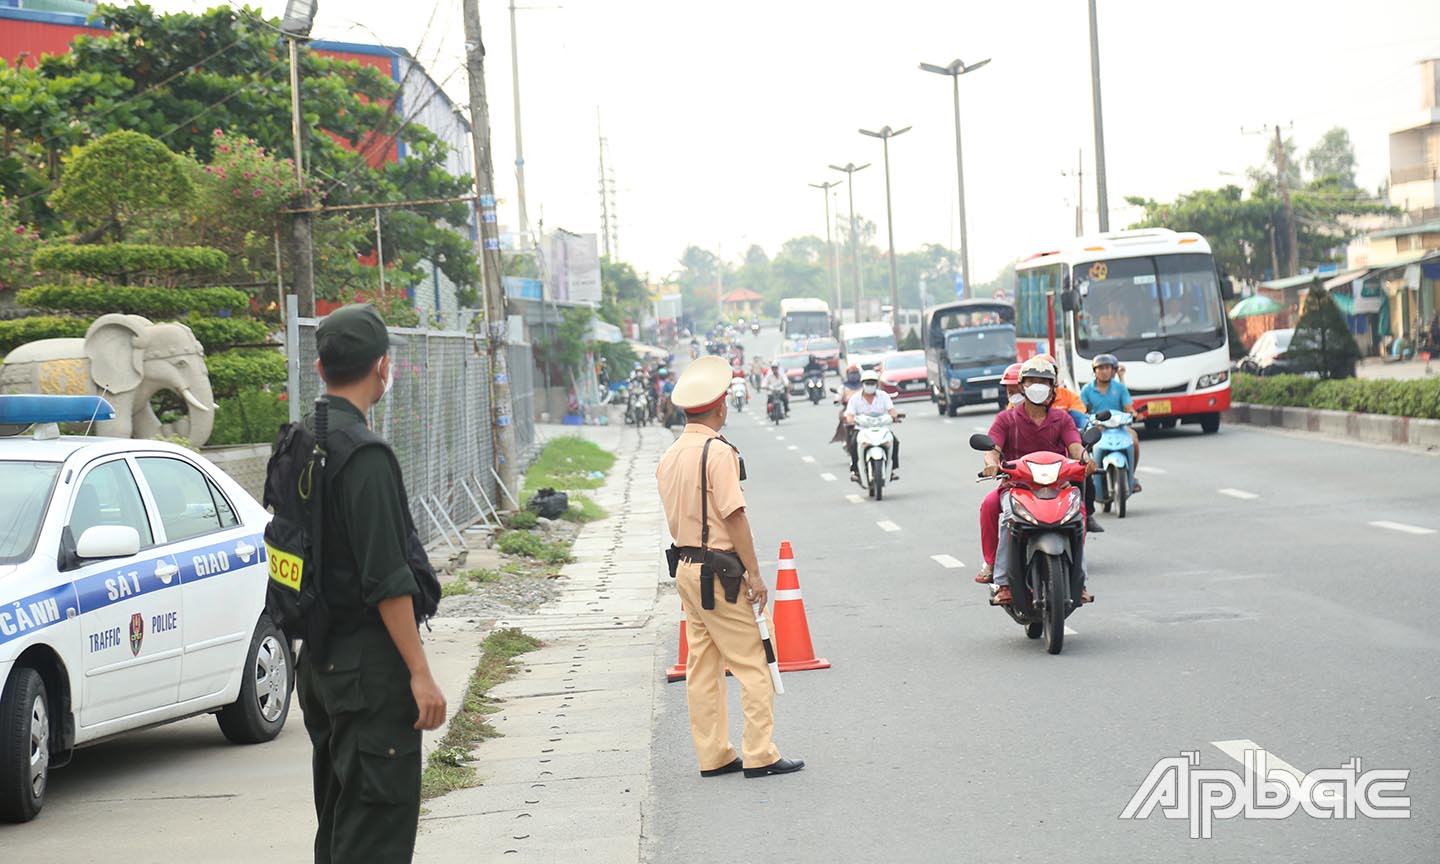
left=505, top=510, right=539, bottom=530
left=522, top=437, right=616, bottom=496
left=420, top=628, right=542, bottom=800
left=461, top=568, right=504, bottom=584
left=561, top=492, right=608, bottom=524
left=441, top=578, right=474, bottom=598
left=497, top=530, right=573, bottom=564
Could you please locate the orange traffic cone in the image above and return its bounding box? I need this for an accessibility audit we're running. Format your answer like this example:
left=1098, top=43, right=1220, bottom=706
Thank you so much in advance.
left=666, top=611, right=690, bottom=681
left=772, top=542, right=830, bottom=672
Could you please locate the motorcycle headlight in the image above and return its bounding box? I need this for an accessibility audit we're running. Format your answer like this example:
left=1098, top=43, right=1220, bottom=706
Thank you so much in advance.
left=1196, top=370, right=1229, bottom=389
left=1010, top=499, right=1039, bottom=525
left=1062, top=491, right=1084, bottom=523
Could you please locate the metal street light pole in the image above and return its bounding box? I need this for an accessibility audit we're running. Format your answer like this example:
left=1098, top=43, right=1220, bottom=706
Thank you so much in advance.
left=809, top=179, right=844, bottom=327
left=1087, top=0, right=1110, bottom=232
left=829, top=162, right=869, bottom=323
left=280, top=0, right=318, bottom=316
left=859, top=125, right=911, bottom=344
left=920, top=57, right=989, bottom=299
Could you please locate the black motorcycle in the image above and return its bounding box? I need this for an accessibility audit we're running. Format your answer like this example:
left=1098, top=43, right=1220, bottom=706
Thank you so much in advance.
left=767, top=390, right=786, bottom=425
left=805, top=371, right=826, bottom=404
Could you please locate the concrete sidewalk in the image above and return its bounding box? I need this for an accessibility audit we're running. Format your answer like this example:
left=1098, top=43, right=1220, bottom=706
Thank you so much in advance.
left=414, top=422, right=673, bottom=863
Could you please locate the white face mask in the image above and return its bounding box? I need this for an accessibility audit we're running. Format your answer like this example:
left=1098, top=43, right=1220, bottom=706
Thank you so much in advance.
left=862, top=383, right=877, bottom=395
left=1024, top=383, right=1051, bottom=405
left=1008, top=392, right=1025, bottom=406
left=377, top=356, right=393, bottom=397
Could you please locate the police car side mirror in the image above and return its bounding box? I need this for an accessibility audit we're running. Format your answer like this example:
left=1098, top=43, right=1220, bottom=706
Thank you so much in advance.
left=76, top=525, right=141, bottom=561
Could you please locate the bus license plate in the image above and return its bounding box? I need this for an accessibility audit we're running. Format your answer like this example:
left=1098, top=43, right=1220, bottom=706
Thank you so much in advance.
left=1146, top=400, right=1171, bottom=415
left=982, top=388, right=998, bottom=399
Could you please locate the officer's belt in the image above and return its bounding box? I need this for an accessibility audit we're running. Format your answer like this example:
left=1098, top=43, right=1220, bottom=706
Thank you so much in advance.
left=668, top=546, right=744, bottom=609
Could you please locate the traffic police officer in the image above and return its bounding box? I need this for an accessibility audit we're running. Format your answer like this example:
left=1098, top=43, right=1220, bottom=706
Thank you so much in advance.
left=656, top=355, right=804, bottom=778
left=299, top=303, right=446, bottom=863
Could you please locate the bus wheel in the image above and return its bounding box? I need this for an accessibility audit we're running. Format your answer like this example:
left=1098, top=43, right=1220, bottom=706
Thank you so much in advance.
left=1200, top=413, right=1220, bottom=434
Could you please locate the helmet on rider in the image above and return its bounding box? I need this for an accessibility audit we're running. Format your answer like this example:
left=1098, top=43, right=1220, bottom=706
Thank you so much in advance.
left=1018, top=356, right=1057, bottom=406
left=657, top=367, right=669, bottom=378
left=860, top=368, right=881, bottom=384
left=1000, top=362, right=1024, bottom=387
left=1091, top=353, right=1119, bottom=370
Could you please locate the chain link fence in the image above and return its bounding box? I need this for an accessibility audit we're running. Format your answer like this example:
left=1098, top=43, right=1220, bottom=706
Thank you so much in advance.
left=507, top=341, right=538, bottom=461
left=288, top=314, right=509, bottom=548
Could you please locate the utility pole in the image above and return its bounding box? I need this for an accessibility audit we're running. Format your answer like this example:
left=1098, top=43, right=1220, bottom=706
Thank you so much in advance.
left=508, top=0, right=529, bottom=249
left=1087, top=0, right=1110, bottom=233
left=860, top=125, right=910, bottom=345
left=284, top=28, right=316, bottom=316
left=1275, top=124, right=1298, bottom=277
left=597, top=110, right=617, bottom=259
left=462, top=0, right=519, bottom=504
left=809, top=179, right=844, bottom=324
left=1062, top=148, right=1084, bottom=236
left=830, top=162, right=869, bottom=323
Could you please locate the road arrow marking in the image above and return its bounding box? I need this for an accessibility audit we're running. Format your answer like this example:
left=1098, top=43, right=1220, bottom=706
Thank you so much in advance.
left=1211, top=739, right=1306, bottom=783
left=1218, top=488, right=1259, bottom=500
left=1368, top=520, right=1436, bottom=536
left=877, top=520, right=901, bottom=532
left=930, top=554, right=964, bottom=569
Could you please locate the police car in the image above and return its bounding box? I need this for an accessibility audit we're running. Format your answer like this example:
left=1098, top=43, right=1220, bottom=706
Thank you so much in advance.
left=0, top=396, right=290, bottom=823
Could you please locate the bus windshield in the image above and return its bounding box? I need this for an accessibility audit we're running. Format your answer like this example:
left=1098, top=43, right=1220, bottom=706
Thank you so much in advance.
left=946, top=328, right=1016, bottom=365
left=1076, top=253, right=1224, bottom=349
left=784, top=311, right=829, bottom=337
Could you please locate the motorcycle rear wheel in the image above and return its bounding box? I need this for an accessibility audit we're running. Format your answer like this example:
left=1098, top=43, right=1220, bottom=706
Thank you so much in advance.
left=1036, top=553, right=1066, bottom=655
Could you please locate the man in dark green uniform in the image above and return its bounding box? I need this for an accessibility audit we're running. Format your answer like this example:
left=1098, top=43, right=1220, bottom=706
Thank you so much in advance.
left=298, top=303, right=446, bottom=864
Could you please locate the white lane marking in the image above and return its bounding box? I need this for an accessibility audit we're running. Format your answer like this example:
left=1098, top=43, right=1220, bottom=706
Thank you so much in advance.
left=1211, top=739, right=1306, bottom=784
left=819, top=472, right=836, bottom=482
left=845, top=494, right=863, bottom=504
left=877, top=520, right=901, bottom=532
left=1218, top=488, right=1259, bottom=500
left=1063, top=625, right=1078, bottom=636
left=787, top=445, right=798, bottom=451
left=775, top=435, right=786, bottom=441
left=930, top=554, right=964, bottom=569
left=943, top=418, right=953, bottom=425
left=801, top=455, right=816, bottom=464
left=1369, top=520, right=1436, bottom=536
left=1136, top=466, right=1167, bottom=475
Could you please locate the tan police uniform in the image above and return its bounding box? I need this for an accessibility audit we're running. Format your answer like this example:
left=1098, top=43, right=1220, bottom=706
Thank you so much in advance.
left=656, top=356, right=782, bottom=772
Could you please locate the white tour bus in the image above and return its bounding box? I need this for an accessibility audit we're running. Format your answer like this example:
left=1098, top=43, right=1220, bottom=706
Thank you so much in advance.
left=1013, top=229, right=1235, bottom=433
left=780, top=297, right=832, bottom=343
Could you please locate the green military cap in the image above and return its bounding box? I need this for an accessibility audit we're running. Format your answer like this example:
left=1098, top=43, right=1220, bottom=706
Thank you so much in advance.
left=316, top=303, right=406, bottom=375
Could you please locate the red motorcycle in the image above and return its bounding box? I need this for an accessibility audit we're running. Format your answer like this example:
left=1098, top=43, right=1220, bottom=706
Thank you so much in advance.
left=970, top=428, right=1100, bottom=654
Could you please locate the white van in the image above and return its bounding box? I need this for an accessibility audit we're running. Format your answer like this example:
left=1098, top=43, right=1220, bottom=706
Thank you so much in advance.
left=839, top=321, right=898, bottom=372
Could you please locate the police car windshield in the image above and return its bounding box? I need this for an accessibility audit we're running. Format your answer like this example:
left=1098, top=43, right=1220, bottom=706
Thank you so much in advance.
left=0, top=461, right=62, bottom=565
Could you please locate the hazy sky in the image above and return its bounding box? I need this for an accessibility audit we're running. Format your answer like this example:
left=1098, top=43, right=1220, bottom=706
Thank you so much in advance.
left=152, top=0, right=1440, bottom=284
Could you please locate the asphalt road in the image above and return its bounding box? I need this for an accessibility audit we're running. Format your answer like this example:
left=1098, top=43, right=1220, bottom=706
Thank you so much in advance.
left=647, top=327, right=1439, bottom=863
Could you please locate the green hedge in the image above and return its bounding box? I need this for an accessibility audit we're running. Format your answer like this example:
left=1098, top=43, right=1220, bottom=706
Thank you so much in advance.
left=184, top=315, right=271, bottom=350
left=206, top=349, right=288, bottom=397
left=208, top=386, right=290, bottom=446
left=0, top=316, right=91, bottom=355
left=1232, top=373, right=1440, bottom=420
left=17, top=284, right=250, bottom=317
left=33, top=244, right=228, bottom=277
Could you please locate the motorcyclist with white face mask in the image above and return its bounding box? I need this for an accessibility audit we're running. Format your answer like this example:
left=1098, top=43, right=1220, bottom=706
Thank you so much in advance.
left=843, top=369, right=901, bottom=483
left=974, top=356, right=1097, bottom=601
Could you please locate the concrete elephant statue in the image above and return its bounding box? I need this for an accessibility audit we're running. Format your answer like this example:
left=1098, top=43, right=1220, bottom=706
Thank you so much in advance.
left=0, top=313, right=216, bottom=446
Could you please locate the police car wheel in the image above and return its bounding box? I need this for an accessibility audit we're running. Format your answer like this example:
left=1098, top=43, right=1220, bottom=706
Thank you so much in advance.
left=216, top=615, right=293, bottom=745
left=0, top=666, right=49, bottom=823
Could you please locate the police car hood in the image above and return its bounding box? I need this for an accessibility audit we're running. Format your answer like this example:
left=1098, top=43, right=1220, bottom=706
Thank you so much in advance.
left=0, top=564, right=17, bottom=582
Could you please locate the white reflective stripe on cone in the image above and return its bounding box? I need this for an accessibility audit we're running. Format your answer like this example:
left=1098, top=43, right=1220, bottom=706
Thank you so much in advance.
left=777, top=558, right=796, bottom=569
left=774, top=589, right=804, bottom=602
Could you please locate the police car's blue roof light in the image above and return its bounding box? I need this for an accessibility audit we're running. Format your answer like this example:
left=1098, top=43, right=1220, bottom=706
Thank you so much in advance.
left=0, top=395, right=116, bottom=425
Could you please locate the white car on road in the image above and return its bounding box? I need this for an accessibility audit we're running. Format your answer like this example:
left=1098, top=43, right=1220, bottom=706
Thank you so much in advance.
left=0, top=395, right=289, bottom=823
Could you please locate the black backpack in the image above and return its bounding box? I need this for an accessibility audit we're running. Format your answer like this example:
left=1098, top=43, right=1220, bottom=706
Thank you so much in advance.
left=262, top=399, right=441, bottom=658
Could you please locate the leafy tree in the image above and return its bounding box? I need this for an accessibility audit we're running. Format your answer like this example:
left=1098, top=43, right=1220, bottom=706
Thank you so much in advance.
left=1289, top=286, right=1359, bottom=379
left=0, top=4, right=478, bottom=304
left=1305, top=127, right=1357, bottom=189
left=48, top=130, right=192, bottom=242
left=598, top=256, right=648, bottom=329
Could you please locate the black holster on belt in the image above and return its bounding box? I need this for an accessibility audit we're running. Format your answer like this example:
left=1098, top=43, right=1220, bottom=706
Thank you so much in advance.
left=667, top=437, right=747, bottom=610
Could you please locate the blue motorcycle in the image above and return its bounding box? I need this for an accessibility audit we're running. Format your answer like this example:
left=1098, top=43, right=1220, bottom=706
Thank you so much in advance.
left=1088, top=410, right=1137, bottom=518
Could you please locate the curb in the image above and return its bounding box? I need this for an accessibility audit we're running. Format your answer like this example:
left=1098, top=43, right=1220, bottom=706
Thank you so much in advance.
left=1226, top=402, right=1440, bottom=451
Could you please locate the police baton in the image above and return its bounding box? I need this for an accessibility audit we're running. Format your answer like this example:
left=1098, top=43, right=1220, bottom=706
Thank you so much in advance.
left=752, top=601, right=784, bottom=695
